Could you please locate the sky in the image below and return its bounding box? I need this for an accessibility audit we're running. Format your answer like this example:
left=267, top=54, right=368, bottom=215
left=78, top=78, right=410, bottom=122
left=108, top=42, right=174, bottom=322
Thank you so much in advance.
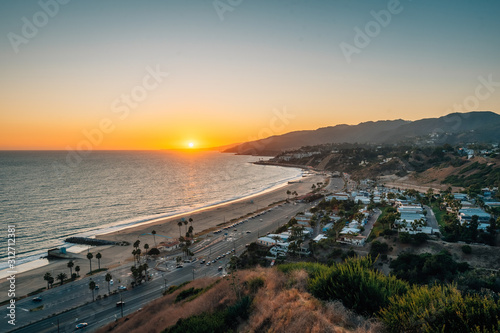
left=1, top=0, right=499, bottom=150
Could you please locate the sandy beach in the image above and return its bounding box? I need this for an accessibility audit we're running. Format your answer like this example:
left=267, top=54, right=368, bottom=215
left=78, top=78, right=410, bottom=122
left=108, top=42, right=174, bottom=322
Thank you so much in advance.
left=0, top=174, right=326, bottom=304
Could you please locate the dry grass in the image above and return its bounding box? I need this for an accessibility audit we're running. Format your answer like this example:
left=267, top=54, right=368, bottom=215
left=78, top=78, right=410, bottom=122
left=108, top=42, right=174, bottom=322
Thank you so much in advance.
left=97, top=276, right=235, bottom=333
left=97, top=267, right=384, bottom=333
left=242, top=268, right=383, bottom=333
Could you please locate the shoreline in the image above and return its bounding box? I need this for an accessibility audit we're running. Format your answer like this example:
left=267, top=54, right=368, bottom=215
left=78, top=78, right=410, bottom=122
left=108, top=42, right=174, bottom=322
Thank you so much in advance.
left=0, top=173, right=326, bottom=304
left=0, top=165, right=303, bottom=277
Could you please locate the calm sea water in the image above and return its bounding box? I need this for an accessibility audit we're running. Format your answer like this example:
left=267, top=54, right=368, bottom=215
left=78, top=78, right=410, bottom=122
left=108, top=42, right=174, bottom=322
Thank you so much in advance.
left=0, top=151, right=301, bottom=270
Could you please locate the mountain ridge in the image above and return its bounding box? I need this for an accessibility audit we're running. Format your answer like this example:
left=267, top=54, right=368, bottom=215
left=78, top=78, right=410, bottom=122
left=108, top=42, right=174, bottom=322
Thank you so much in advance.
left=225, top=111, right=500, bottom=155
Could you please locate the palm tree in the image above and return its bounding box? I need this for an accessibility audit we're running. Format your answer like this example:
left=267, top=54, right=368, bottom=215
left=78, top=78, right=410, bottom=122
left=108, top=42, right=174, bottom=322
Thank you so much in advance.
left=152, top=230, right=157, bottom=247
left=183, top=220, right=188, bottom=234
left=105, top=273, right=112, bottom=294
left=87, top=252, right=93, bottom=274
left=133, top=239, right=141, bottom=249
left=189, top=217, right=194, bottom=234
left=144, top=243, right=149, bottom=261
left=89, top=281, right=96, bottom=301
left=57, top=272, right=67, bottom=286
left=48, top=276, right=54, bottom=289
left=177, top=221, right=182, bottom=238
left=96, top=252, right=102, bottom=270
left=43, top=272, right=52, bottom=289
left=286, top=190, right=291, bottom=199
left=67, top=260, right=74, bottom=278
left=75, top=265, right=81, bottom=277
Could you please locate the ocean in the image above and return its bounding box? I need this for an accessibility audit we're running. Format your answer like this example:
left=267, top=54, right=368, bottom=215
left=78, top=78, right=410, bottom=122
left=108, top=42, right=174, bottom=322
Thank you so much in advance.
left=0, top=151, right=301, bottom=274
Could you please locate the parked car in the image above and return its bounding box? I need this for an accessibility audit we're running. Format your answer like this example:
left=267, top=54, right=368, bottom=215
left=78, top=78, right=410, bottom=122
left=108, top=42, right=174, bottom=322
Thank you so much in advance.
left=116, top=301, right=125, bottom=307
left=118, top=285, right=127, bottom=291
left=32, top=296, right=42, bottom=302
left=218, top=266, right=223, bottom=271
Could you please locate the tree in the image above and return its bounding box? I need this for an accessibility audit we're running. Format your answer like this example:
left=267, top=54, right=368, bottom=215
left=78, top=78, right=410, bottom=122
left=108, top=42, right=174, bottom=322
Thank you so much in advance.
left=96, top=252, right=102, bottom=270
left=105, top=273, right=112, bottom=294
left=189, top=217, right=194, bottom=234
left=286, top=190, right=291, bottom=199
left=67, top=260, right=74, bottom=278
left=57, top=272, right=67, bottom=286
left=87, top=252, right=93, bottom=274
left=144, top=243, right=149, bottom=261
left=75, top=265, right=81, bottom=277
left=48, top=276, right=54, bottom=288
left=43, top=272, right=52, bottom=289
left=183, top=220, right=188, bottom=234
left=89, top=280, right=96, bottom=301
left=152, top=230, right=157, bottom=247
left=177, top=221, right=182, bottom=237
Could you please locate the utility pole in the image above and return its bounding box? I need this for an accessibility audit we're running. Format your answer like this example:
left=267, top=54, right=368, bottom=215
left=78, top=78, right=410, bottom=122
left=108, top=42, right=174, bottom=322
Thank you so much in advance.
left=120, top=295, right=123, bottom=318
left=192, top=268, right=195, bottom=281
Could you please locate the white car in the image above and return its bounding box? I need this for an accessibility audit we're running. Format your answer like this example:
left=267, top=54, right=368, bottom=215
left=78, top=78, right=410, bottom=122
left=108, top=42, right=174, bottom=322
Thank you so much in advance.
left=110, top=279, right=114, bottom=285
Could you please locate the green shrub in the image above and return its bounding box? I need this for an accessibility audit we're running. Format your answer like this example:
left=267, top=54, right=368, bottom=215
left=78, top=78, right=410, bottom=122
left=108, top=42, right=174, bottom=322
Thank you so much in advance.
left=246, top=277, right=265, bottom=293
left=164, top=296, right=252, bottom=333
left=462, top=245, right=472, bottom=254
left=379, top=284, right=500, bottom=333
left=174, top=287, right=203, bottom=303
left=399, top=232, right=411, bottom=244
left=307, top=256, right=408, bottom=316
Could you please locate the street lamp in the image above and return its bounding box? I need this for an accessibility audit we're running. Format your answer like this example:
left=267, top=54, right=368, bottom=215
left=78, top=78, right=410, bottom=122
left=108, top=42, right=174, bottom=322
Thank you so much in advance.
left=163, top=274, right=167, bottom=293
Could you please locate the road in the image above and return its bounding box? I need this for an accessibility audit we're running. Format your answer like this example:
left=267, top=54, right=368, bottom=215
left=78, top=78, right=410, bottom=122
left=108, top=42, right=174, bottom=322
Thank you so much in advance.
left=8, top=199, right=311, bottom=333
left=424, top=205, right=439, bottom=230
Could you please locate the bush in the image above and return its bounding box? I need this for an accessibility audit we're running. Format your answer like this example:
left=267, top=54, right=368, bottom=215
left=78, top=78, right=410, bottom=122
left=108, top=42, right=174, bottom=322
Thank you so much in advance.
left=307, top=256, right=408, bottom=316
left=148, top=248, right=160, bottom=255
left=462, top=245, right=472, bottom=254
left=246, top=277, right=265, bottom=293
left=164, top=296, right=252, bottom=333
left=370, top=241, right=389, bottom=258
left=379, top=284, right=500, bottom=333
left=175, top=287, right=203, bottom=303
left=399, top=232, right=411, bottom=244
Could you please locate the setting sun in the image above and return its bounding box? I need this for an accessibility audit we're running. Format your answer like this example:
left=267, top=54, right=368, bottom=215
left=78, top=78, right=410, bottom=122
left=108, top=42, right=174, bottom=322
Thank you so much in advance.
left=188, top=142, right=194, bottom=148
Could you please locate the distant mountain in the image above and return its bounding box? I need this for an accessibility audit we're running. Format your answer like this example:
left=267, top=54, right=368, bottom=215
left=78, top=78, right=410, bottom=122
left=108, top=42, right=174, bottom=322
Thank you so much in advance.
left=225, top=111, right=500, bottom=155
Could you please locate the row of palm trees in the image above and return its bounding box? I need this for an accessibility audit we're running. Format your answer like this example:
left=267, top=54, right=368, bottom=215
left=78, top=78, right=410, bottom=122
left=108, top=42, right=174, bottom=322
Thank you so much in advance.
left=86, top=252, right=103, bottom=273
left=177, top=217, right=194, bottom=238
left=42, top=251, right=104, bottom=291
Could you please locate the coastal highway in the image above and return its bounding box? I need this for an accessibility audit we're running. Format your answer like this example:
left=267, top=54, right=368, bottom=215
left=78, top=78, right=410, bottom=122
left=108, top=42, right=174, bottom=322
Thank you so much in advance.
left=9, top=195, right=316, bottom=332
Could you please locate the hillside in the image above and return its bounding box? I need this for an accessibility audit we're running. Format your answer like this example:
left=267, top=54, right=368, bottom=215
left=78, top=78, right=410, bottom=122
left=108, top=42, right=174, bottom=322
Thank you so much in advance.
left=225, top=111, right=500, bottom=155
left=97, top=266, right=381, bottom=333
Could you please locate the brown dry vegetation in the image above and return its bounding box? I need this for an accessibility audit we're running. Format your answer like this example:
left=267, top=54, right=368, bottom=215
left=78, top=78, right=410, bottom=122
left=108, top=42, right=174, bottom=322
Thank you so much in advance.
left=97, top=276, right=236, bottom=333
left=97, top=266, right=383, bottom=333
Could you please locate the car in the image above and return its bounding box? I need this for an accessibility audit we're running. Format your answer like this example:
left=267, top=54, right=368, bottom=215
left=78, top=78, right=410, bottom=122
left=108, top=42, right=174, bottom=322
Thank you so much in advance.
left=212, top=260, right=215, bottom=263
left=32, top=296, right=42, bottom=302
left=176, top=264, right=183, bottom=268
left=116, top=301, right=125, bottom=307
left=218, top=266, right=223, bottom=271
left=110, top=279, right=114, bottom=285
left=118, top=285, right=127, bottom=291
left=76, top=323, right=88, bottom=329
left=200, top=259, right=206, bottom=264
left=206, top=262, right=211, bottom=266
left=246, top=231, right=251, bottom=234
left=94, top=285, right=99, bottom=290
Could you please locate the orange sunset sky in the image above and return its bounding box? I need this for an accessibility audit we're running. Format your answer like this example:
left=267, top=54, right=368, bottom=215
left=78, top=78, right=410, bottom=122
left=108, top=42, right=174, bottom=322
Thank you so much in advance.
left=1, top=1, right=499, bottom=150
